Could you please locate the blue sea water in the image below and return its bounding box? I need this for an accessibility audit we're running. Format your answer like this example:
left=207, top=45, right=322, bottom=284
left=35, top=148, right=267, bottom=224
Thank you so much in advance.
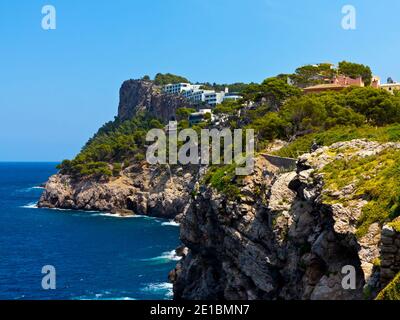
left=0, top=162, right=181, bottom=300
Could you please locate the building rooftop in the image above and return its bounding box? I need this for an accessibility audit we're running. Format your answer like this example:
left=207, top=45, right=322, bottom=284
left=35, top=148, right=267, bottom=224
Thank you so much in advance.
left=303, top=83, right=350, bottom=91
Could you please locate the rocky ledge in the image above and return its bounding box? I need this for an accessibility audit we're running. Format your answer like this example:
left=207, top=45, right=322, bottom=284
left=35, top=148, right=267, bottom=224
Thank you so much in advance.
left=38, top=163, right=199, bottom=220
left=170, top=140, right=400, bottom=300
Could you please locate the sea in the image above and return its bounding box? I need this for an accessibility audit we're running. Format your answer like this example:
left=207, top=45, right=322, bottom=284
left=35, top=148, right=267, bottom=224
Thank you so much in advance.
left=0, top=162, right=181, bottom=300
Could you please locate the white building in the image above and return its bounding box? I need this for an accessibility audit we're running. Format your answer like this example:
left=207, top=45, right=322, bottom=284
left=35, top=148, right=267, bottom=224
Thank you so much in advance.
left=204, top=91, right=225, bottom=106
left=163, top=83, right=242, bottom=106
left=223, top=93, right=242, bottom=102
left=163, top=83, right=201, bottom=95
left=199, top=108, right=212, bottom=115
left=182, top=89, right=214, bottom=103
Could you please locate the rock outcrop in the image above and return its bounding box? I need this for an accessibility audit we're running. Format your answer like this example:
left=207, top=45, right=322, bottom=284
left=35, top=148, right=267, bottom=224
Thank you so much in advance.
left=39, top=78, right=196, bottom=219
left=38, top=163, right=198, bottom=220
left=171, top=140, right=400, bottom=300
left=118, top=80, right=192, bottom=122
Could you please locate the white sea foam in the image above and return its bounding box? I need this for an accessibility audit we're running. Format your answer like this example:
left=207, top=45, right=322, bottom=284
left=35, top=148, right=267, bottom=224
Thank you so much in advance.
left=74, top=292, right=136, bottom=300
left=110, top=297, right=136, bottom=300
left=141, top=250, right=181, bottom=264
left=90, top=212, right=135, bottom=219
left=17, top=186, right=45, bottom=193
left=161, top=220, right=180, bottom=227
left=141, top=282, right=173, bottom=298
left=49, top=207, right=73, bottom=212
left=161, top=250, right=181, bottom=261
left=21, top=202, right=38, bottom=209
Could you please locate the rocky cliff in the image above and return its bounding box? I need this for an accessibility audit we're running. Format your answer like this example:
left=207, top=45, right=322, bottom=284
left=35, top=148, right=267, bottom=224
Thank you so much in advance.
left=170, top=140, right=400, bottom=300
left=39, top=79, right=196, bottom=219
left=39, top=163, right=199, bottom=219
left=118, top=79, right=192, bottom=122
left=38, top=77, right=400, bottom=299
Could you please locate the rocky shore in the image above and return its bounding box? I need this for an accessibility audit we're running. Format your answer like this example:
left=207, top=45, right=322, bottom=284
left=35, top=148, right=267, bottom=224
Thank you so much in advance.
left=38, top=163, right=198, bottom=220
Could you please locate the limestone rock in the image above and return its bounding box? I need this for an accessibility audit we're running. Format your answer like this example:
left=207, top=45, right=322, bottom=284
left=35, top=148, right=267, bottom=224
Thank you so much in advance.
left=38, top=163, right=198, bottom=219
left=172, top=140, right=400, bottom=300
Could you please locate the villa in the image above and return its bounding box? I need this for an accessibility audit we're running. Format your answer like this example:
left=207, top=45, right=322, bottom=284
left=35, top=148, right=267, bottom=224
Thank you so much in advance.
left=303, top=74, right=400, bottom=95
left=380, top=83, right=400, bottom=94
left=163, top=82, right=242, bottom=106
left=303, top=75, right=365, bottom=94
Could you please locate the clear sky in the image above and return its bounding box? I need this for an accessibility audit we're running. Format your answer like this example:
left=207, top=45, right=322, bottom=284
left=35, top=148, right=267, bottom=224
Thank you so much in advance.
left=1, top=0, right=399, bottom=161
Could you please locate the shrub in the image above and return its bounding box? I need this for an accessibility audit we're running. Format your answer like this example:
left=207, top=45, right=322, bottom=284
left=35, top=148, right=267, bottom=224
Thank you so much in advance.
left=376, top=272, right=400, bottom=300
left=203, top=164, right=242, bottom=199
left=58, top=113, right=162, bottom=177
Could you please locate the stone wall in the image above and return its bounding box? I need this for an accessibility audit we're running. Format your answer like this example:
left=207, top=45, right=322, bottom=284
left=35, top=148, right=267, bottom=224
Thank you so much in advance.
left=380, top=225, right=400, bottom=286
left=262, top=154, right=297, bottom=170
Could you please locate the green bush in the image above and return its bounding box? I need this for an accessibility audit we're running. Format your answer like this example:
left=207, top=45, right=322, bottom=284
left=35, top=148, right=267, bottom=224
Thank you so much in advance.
left=376, top=272, right=400, bottom=300
left=58, top=113, right=163, bottom=177
left=321, top=149, right=400, bottom=237
left=275, top=124, right=400, bottom=158
left=154, top=73, right=189, bottom=85
left=112, top=163, right=122, bottom=176
left=203, top=164, right=242, bottom=199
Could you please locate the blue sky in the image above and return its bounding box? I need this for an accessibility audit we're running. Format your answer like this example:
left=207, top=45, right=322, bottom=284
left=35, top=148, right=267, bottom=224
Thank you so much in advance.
left=0, top=0, right=399, bottom=161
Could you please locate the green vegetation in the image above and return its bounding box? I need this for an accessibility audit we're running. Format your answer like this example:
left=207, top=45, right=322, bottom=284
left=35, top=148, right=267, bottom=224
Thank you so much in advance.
left=199, top=82, right=252, bottom=94
left=321, top=148, right=400, bottom=237
left=338, top=61, right=372, bottom=86
left=289, top=63, right=336, bottom=88
left=376, top=272, right=400, bottom=300
left=275, top=124, right=400, bottom=158
left=57, top=113, right=162, bottom=178
left=287, top=61, right=372, bottom=87
left=154, top=73, right=189, bottom=85
left=60, top=61, right=400, bottom=206
left=242, top=76, right=302, bottom=110
left=175, top=107, right=196, bottom=121
left=214, top=100, right=242, bottom=115
left=203, top=163, right=242, bottom=199
left=247, top=86, right=400, bottom=149
left=388, top=220, right=400, bottom=232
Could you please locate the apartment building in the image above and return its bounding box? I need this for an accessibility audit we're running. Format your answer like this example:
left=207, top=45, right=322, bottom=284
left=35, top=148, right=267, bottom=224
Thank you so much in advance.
left=163, top=82, right=242, bottom=106
left=204, top=91, right=225, bottom=106
left=223, top=93, right=242, bottom=102
left=182, top=89, right=214, bottom=103
left=163, top=83, right=201, bottom=95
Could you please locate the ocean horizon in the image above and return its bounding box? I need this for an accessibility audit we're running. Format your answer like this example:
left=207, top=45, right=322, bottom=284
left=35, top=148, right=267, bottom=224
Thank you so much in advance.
left=0, top=162, right=180, bottom=300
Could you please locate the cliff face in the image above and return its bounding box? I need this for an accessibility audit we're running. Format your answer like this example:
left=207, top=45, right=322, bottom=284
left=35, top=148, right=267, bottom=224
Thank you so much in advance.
left=39, top=79, right=196, bottom=219
left=38, top=163, right=198, bottom=219
left=170, top=140, right=400, bottom=300
left=118, top=80, right=192, bottom=122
